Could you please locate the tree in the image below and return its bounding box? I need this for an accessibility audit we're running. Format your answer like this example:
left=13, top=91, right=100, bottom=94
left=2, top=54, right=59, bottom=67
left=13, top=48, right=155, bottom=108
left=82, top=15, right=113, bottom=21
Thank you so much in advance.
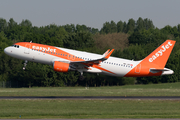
left=8, top=18, right=17, bottom=29
left=126, top=18, right=135, bottom=33
left=100, top=20, right=117, bottom=34
left=0, top=18, right=7, bottom=32
left=143, top=18, right=154, bottom=30
left=63, top=24, right=76, bottom=33
left=135, top=17, right=144, bottom=31
left=20, top=19, right=32, bottom=27
left=122, top=21, right=127, bottom=33
left=117, top=20, right=124, bottom=33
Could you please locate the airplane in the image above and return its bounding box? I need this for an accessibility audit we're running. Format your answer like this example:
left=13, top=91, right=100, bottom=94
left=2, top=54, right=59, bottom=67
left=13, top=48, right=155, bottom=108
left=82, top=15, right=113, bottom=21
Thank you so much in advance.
left=4, top=40, right=176, bottom=79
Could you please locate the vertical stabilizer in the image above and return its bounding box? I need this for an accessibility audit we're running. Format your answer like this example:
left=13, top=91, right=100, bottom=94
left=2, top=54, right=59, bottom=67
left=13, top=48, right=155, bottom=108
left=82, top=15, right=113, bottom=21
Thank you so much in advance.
left=143, top=40, right=176, bottom=68
left=124, top=40, right=176, bottom=77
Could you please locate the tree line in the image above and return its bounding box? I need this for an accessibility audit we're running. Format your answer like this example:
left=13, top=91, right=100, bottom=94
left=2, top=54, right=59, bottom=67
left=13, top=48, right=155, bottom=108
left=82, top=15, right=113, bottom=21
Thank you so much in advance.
left=0, top=17, right=180, bottom=87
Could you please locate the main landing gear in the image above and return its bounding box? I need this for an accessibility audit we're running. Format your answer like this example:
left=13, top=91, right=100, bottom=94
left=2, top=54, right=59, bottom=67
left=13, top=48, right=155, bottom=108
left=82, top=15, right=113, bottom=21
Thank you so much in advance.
left=23, top=60, right=28, bottom=70
left=79, top=71, right=84, bottom=81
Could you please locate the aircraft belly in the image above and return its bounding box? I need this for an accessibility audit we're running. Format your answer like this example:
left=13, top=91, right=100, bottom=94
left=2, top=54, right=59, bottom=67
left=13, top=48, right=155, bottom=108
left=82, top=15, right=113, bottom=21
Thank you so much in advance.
left=98, top=64, right=127, bottom=77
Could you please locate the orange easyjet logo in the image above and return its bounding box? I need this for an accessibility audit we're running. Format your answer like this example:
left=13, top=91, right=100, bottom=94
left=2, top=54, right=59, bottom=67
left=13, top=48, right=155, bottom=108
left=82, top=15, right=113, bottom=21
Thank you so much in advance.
left=32, top=45, right=56, bottom=52
left=149, top=42, right=173, bottom=62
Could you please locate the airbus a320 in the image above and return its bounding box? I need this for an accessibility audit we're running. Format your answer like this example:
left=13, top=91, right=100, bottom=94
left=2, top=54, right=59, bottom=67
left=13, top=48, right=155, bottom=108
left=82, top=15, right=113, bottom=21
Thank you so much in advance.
left=4, top=40, right=176, bottom=79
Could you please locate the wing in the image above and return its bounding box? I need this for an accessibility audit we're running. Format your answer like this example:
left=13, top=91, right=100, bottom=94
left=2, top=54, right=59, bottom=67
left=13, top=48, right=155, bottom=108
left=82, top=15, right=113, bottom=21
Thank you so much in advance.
left=70, top=49, right=114, bottom=65
left=52, top=49, right=114, bottom=73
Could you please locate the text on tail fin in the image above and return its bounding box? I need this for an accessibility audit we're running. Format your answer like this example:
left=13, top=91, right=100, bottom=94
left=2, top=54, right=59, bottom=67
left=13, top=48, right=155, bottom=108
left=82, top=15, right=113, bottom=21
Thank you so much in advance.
left=143, top=40, right=176, bottom=68
left=149, top=41, right=173, bottom=62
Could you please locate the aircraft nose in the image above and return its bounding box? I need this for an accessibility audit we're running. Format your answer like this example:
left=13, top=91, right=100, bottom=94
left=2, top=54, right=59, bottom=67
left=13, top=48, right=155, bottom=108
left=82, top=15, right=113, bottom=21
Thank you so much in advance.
left=4, top=47, right=11, bottom=55
left=4, top=47, right=8, bottom=54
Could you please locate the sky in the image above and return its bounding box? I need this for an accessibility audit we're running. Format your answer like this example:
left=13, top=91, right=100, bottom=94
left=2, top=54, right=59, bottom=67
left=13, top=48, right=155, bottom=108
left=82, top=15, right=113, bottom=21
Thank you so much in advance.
left=0, top=0, right=180, bottom=30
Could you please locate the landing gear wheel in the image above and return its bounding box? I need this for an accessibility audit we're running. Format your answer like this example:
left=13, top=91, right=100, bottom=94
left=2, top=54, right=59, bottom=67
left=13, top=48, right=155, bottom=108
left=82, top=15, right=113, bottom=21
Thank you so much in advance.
left=23, top=67, right=25, bottom=70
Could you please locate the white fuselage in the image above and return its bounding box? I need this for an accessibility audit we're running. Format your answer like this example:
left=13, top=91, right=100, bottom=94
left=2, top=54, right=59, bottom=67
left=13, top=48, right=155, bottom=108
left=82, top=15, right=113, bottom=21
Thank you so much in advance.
left=4, top=45, right=140, bottom=77
left=4, top=40, right=175, bottom=77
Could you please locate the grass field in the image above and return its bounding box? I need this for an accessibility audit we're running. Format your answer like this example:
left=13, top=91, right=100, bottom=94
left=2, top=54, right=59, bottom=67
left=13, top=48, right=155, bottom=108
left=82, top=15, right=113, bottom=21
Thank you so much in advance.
left=0, top=82, right=180, bottom=96
left=1, top=82, right=180, bottom=119
left=0, top=99, right=180, bottom=119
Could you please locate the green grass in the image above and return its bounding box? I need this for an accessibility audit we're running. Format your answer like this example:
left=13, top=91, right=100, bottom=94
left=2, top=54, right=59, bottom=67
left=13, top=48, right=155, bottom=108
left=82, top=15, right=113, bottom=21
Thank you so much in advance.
left=0, top=82, right=180, bottom=96
left=1, top=82, right=180, bottom=119
left=0, top=99, right=180, bottom=119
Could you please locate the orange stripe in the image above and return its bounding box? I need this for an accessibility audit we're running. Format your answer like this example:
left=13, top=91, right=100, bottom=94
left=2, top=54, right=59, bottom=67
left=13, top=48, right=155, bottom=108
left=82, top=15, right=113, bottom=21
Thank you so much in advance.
left=16, top=42, right=84, bottom=62
left=16, top=42, right=116, bottom=75
left=93, top=65, right=116, bottom=75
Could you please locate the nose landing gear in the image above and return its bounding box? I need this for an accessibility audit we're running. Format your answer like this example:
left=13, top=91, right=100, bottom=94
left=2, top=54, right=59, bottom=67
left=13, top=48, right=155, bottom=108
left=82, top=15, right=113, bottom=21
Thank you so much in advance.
left=23, top=60, right=28, bottom=70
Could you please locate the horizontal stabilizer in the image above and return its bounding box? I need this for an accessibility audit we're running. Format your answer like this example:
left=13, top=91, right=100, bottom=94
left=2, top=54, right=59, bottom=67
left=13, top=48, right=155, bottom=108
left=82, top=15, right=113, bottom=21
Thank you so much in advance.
left=150, top=68, right=174, bottom=75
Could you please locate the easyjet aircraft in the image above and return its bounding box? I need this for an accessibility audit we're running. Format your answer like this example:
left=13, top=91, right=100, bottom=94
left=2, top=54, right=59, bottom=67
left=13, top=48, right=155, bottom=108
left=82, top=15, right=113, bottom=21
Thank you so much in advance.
left=4, top=40, right=175, bottom=79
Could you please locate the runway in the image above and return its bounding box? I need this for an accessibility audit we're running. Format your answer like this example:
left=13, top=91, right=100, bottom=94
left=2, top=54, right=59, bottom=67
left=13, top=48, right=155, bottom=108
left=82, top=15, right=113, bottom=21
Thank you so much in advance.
left=1, top=96, right=180, bottom=100
left=1, top=118, right=179, bottom=120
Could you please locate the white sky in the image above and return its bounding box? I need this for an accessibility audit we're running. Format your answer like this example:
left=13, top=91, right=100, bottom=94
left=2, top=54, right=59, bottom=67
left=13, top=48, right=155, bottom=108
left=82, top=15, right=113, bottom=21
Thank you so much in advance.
left=0, top=0, right=180, bottom=30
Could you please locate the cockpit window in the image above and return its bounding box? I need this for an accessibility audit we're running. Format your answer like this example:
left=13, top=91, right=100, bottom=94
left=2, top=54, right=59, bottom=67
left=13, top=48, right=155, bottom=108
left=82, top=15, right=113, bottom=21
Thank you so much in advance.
left=12, top=45, right=20, bottom=48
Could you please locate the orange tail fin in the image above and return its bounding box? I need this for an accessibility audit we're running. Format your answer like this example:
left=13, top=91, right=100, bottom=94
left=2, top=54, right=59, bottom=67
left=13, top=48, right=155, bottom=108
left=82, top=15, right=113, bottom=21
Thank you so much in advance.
left=143, top=40, right=176, bottom=68
left=124, top=40, right=176, bottom=77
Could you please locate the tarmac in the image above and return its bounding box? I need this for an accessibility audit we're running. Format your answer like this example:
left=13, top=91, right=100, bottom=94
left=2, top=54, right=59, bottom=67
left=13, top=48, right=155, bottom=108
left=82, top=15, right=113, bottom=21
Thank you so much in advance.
left=1, top=96, right=180, bottom=100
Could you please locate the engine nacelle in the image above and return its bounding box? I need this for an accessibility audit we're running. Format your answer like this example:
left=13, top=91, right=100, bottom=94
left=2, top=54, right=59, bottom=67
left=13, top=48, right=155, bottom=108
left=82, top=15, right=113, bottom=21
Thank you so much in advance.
left=53, top=61, right=70, bottom=72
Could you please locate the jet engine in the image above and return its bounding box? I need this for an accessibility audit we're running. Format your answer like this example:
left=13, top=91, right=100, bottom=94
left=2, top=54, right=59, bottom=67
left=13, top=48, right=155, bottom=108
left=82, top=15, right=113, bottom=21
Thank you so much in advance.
left=53, top=61, right=70, bottom=72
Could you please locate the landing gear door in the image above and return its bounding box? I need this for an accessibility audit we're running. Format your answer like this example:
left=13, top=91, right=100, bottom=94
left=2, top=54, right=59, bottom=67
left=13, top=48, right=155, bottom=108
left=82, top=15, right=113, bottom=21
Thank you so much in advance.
left=24, top=44, right=31, bottom=54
